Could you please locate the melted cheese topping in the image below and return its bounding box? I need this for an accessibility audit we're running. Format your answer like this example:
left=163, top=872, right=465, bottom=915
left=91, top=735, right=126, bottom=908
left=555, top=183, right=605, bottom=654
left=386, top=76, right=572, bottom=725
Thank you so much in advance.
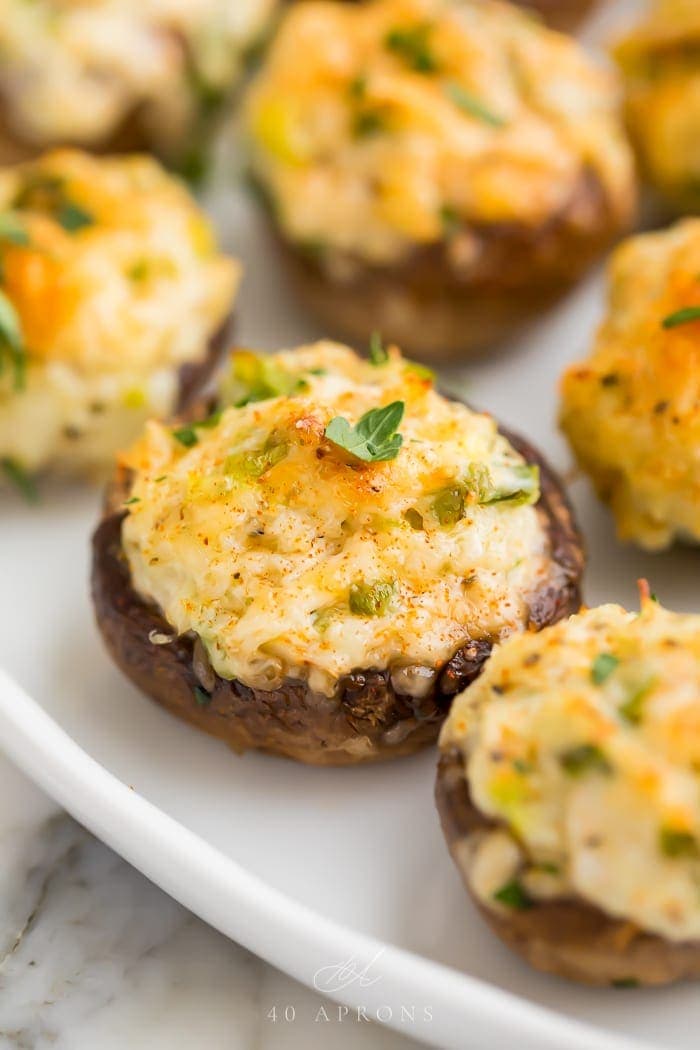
left=245, top=0, right=634, bottom=264
left=0, top=149, right=239, bottom=475
left=0, top=0, right=278, bottom=155
left=614, top=0, right=700, bottom=211
left=560, top=219, right=700, bottom=551
left=441, top=598, right=700, bottom=943
left=121, top=342, right=558, bottom=695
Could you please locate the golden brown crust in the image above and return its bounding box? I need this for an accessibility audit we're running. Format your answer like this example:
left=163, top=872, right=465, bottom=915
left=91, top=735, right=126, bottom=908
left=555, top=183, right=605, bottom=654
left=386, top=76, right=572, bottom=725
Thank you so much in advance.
left=91, top=407, right=584, bottom=766
left=272, top=169, right=630, bottom=362
left=435, top=747, right=700, bottom=986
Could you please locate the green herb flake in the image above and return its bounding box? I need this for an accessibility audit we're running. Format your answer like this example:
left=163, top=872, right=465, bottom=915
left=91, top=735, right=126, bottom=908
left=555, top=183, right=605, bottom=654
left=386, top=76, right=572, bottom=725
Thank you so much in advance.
left=618, top=679, right=654, bottom=726
left=385, top=23, right=438, bottom=73
left=0, top=211, right=30, bottom=247
left=325, top=401, right=404, bottom=463
left=445, top=82, right=506, bottom=128
left=492, top=879, right=533, bottom=910
left=220, top=350, right=303, bottom=408
left=349, top=75, right=367, bottom=100
left=369, top=331, right=389, bottom=365
left=591, top=652, right=619, bottom=685
left=173, top=425, right=199, bottom=448
left=612, top=978, right=639, bottom=989
left=659, top=827, right=699, bottom=858
left=352, top=109, right=387, bottom=138
left=0, top=288, right=26, bottom=390
left=224, top=435, right=288, bottom=480
left=197, top=410, right=222, bottom=430
left=482, top=464, right=540, bottom=506
left=662, top=306, right=700, bottom=330
left=124, top=496, right=141, bottom=506
left=194, top=685, right=212, bottom=707
left=559, top=744, right=612, bottom=777
left=57, top=202, right=94, bottom=233
left=403, top=507, right=424, bottom=530
left=349, top=579, right=397, bottom=617
left=404, top=359, right=435, bottom=382
left=439, top=204, right=460, bottom=236
left=1, top=457, right=37, bottom=502
left=14, top=174, right=95, bottom=234
left=432, top=484, right=466, bottom=526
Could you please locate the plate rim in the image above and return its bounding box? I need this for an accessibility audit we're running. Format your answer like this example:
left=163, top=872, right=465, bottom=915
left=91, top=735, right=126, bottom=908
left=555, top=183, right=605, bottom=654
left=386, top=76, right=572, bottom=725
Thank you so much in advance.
left=0, top=666, right=651, bottom=1050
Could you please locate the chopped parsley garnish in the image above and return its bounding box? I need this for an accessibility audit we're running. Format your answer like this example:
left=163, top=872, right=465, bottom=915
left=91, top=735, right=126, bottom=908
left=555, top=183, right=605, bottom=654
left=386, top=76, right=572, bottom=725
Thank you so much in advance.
left=431, top=463, right=538, bottom=525
left=124, top=497, right=141, bottom=506
left=221, top=350, right=306, bottom=408
left=432, top=483, right=469, bottom=526
left=404, top=359, right=435, bottom=382
left=14, top=174, right=94, bottom=234
left=662, top=306, right=700, bottom=329
left=369, top=331, right=389, bottom=365
left=445, top=82, right=506, bottom=128
left=385, top=23, right=438, bottom=73
left=618, top=678, right=654, bottom=725
left=492, top=879, right=532, bottom=910
left=0, top=289, right=26, bottom=390
left=559, top=744, right=612, bottom=777
left=349, top=75, right=367, bottom=100
left=172, top=425, right=199, bottom=448
left=325, top=401, right=404, bottom=463
left=403, top=507, right=424, bottom=530
left=591, top=652, right=619, bottom=685
left=56, top=202, right=94, bottom=233
left=224, top=435, right=288, bottom=479
left=172, top=410, right=223, bottom=449
left=659, top=827, right=698, bottom=859
left=1, top=457, right=37, bottom=502
left=0, top=211, right=30, bottom=247
left=193, top=685, right=212, bottom=707
left=352, top=109, right=387, bottom=138
left=612, top=978, right=639, bottom=989
left=482, top=464, right=539, bottom=506
left=439, top=204, right=460, bottom=236
left=349, top=579, right=398, bottom=617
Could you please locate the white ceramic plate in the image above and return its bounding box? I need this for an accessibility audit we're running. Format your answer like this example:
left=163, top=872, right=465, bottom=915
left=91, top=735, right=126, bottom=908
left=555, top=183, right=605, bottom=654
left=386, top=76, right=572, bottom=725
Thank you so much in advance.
left=4, top=3, right=699, bottom=1047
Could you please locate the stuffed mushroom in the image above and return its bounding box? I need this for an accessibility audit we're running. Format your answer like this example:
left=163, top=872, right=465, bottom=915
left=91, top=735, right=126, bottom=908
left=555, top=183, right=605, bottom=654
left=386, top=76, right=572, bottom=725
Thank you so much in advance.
left=560, top=219, right=700, bottom=551
left=0, top=149, right=239, bottom=488
left=437, top=585, right=700, bottom=986
left=613, top=0, right=700, bottom=213
left=92, top=342, right=583, bottom=765
left=244, top=0, right=636, bottom=361
left=0, top=0, right=280, bottom=170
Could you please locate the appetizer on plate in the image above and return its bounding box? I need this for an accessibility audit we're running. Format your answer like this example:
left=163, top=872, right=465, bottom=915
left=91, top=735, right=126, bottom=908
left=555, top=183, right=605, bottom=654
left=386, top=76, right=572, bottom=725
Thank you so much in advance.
left=0, top=149, right=239, bottom=487
left=0, top=0, right=280, bottom=170
left=437, top=586, right=700, bottom=987
left=244, top=0, right=636, bottom=361
left=614, top=0, right=700, bottom=213
left=560, top=219, right=700, bottom=551
left=92, top=342, right=583, bottom=765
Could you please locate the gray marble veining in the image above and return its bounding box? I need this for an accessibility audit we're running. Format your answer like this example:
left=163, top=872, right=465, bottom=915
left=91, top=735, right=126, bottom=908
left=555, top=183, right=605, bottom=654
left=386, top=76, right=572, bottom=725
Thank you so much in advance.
left=0, top=762, right=423, bottom=1050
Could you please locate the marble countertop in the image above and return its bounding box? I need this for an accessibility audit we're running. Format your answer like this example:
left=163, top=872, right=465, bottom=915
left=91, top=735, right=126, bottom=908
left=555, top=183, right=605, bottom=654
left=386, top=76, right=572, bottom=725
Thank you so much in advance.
left=0, top=756, right=425, bottom=1050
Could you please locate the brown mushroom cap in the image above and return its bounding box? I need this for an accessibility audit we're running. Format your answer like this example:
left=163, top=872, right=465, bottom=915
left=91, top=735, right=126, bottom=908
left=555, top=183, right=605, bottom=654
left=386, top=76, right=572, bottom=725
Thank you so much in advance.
left=271, top=169, right=629, bottom=363
left=91, top=398, right=584, bottom=766
left=435, top=747, right=700, bottom=986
